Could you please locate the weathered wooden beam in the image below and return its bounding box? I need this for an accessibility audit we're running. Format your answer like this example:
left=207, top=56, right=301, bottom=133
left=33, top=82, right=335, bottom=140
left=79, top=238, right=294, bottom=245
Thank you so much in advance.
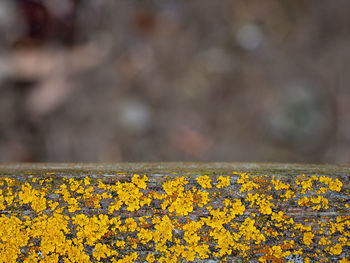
left=0, top=163, right=349, bottom=262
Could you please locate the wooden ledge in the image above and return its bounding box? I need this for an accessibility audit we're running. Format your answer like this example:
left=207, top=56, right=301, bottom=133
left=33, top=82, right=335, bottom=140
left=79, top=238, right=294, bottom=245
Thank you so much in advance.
left=0, top=163, right=349, bottom=262
left=1, top=162, right=350, bottom=175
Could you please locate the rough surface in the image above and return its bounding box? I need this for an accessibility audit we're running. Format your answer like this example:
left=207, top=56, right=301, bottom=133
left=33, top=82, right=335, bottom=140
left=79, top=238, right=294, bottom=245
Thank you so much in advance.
left=0, top=163, right=349, bottom=262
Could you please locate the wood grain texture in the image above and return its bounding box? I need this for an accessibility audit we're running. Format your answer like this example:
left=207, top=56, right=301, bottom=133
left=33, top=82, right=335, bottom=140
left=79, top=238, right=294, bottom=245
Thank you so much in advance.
left=0, top=163, right=349, bottom=262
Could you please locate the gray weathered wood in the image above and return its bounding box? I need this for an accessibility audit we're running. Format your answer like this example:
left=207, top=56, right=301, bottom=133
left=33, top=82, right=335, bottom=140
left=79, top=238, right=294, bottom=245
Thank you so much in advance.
left=0, top=163, right=349, bottom=262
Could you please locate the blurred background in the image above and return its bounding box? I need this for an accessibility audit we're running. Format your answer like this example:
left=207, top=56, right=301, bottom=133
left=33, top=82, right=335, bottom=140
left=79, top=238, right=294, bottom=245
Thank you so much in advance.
left=0, top=0, right=349, bottom=163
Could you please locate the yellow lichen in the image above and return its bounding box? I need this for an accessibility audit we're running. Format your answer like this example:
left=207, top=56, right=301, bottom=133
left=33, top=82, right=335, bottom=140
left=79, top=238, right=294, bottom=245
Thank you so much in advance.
left=0, top=172, right=348, bottom=262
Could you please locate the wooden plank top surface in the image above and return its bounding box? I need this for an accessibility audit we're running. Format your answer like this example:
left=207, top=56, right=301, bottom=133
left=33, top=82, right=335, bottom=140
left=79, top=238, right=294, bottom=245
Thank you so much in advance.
left=0, top=163, right=349, bottom=262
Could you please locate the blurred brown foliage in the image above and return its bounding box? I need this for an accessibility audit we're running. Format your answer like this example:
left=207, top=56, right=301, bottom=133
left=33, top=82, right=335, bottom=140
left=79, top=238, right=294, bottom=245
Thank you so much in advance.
left=0, top=0, right=349, bottom=163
